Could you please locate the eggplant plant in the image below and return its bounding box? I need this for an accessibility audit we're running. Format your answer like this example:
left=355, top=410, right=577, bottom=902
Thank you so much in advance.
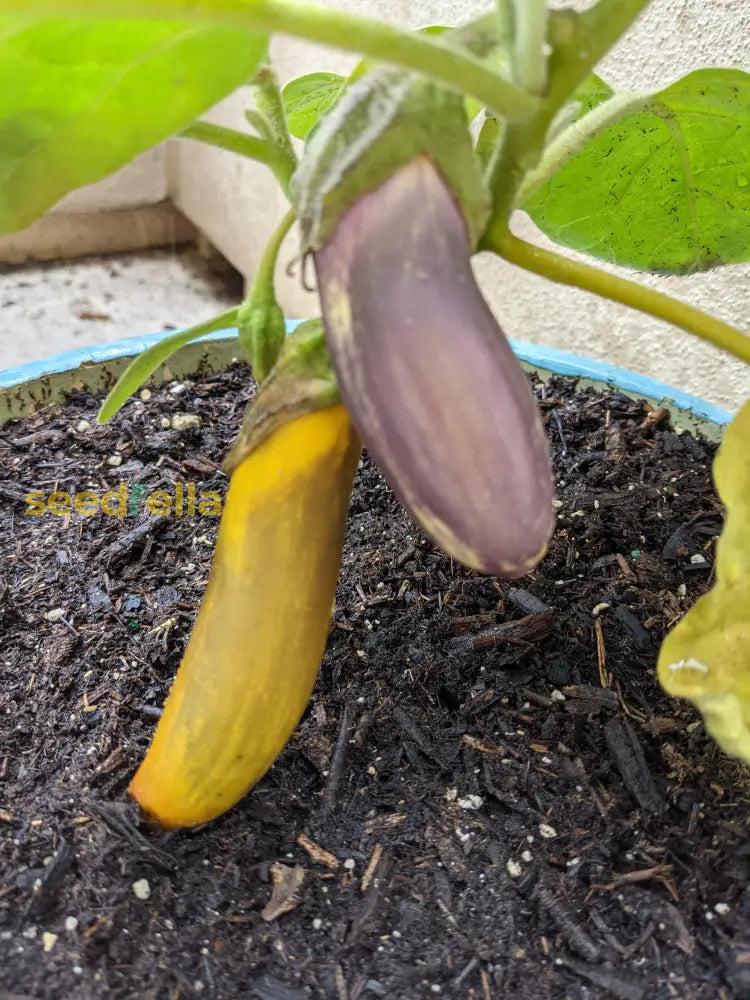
left=0, top=0, right=748, bottom=827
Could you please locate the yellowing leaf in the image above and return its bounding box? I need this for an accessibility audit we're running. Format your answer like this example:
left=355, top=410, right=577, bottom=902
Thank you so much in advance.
left=658, top=400, right=750, bottom=761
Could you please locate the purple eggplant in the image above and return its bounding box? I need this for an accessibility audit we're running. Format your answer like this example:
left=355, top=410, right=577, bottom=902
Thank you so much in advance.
left=314, top=155, right=555, bottom=578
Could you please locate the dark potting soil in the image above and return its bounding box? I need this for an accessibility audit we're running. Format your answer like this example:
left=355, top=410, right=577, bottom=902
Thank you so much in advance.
left=0, top=363, right=748, bottom=1000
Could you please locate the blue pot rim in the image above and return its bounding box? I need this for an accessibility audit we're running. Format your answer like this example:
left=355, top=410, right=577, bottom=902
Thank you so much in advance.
left=0, top=320, right=732, bottom=426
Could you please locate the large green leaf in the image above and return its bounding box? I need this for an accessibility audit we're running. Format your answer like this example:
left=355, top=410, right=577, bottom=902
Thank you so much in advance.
left=525, top=69, right=750, bottom=274
left=282, top=72, right=346, bottom=140
left=0, top=16, right=267, bottom=232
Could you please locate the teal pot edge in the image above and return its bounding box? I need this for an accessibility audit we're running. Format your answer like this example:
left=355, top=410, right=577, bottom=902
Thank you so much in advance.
left=0, top=320, right=732, bottom=439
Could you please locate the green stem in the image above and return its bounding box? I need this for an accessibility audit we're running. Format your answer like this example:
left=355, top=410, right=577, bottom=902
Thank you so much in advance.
left=180, top=121, right=274, bottom=162
left=252, top=207, right=296, bottom=296
left=250, top=66, right=298, bottom=190
left=8, top=0, right=540, bottom=122
left=484, top=0, right=652, bottom=244
left=512, top=0, right=547, bottom=96
left=546, top=0, right=651, bottom=109
left=179, top=121, right=294, bottom=195
left=489, top=231, right=750, bottom=367
left=516, top=91, right=652, bottom=205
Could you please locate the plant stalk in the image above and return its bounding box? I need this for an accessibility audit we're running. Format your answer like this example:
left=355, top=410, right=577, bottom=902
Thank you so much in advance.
left=490, top=230, right=750, bottom=368
left=512, top=0, right=548, bottom=96
left=179, top=121, right=294, bottom=195
left=252, top=208, right=296, bottom=298
left=484, top=0, right=652, bottom=244
left=251, top=66, right=298, bottom=178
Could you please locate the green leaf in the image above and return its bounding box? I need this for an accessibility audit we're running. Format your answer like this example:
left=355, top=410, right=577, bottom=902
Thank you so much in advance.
left=572, top=73, right=614, bottom=117
left=525, top=68, right=750, bottom=274
left=97, top=308, right=239, bottom=424
left=0, top=17, right=267, bottom=233
left=282, top=72, right=346, bottom=140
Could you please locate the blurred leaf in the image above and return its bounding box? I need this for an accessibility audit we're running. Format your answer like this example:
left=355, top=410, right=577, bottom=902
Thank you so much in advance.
left=97, top=308, right=239, bottom=424
left=0, top=16, right=267, bottom=232
left=525, top=68, right=750, bottom=273
left=282, top=72, right=346, bottom=140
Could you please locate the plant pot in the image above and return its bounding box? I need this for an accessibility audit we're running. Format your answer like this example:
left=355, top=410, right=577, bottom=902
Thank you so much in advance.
left=1, top=327, right=740, bottom=999
left=0, top=321, right=732, bottom=434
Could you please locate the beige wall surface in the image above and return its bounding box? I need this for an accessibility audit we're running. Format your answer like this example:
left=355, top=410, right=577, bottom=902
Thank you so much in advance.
left=0, top=148, right=190, bottom=263
left=170, top=0, right=750, bottom=411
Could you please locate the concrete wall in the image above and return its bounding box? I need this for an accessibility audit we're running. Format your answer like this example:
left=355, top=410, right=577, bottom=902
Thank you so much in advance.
left=0, top=149, right=194, bottom=263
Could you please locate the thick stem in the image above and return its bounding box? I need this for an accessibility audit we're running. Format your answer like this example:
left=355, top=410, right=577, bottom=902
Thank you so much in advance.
left=6, top=0, right=540, bottom=122
left=512, top=0, right=548, bottom=96
left=554, top=0, right=651, bottom=103
left=489, top=231, right=750, bottom=368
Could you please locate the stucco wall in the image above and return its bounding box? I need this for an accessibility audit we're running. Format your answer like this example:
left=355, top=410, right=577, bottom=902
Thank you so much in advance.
left=169, top=0, right=750, bottom=411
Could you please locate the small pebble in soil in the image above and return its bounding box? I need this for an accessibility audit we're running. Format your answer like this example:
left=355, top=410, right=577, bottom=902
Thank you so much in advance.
left=107, top=455, right=122, bottom=467
left=457, top=794, right=483, bottom=810
left=132, top=878, right=151, bottom=900
left=506, top=859, right=523, bottom=879
left=75, top=419, right=91, bottom=433
left=171, top=413, right=202, bottom=431
left=44, top=608, right=65, bottom=623
left=64, top=917, right=78, bottom=933
left=42, top=932, right=58, bottom=952
left=539, top=823, right=558, bottom=839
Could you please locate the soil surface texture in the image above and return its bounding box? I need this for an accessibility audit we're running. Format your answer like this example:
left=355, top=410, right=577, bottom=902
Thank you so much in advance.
left=1, top=365, right=748, bottom=1000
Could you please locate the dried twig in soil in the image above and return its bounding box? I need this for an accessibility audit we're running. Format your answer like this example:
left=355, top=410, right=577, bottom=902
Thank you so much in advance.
left=447, top=611, right=553, bottom=654
left=604, top=717, right=665, bottom=815
left=321, top=701, right=354, bottom=816
left=98, top=514, right=169, bottom=568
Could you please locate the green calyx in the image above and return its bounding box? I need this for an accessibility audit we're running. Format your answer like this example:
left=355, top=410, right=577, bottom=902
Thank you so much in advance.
left=237, top=296, right=286, bottom=385
left=224, top=319, right=340, bottom=474
left=293, top=65, right=489, bottom=252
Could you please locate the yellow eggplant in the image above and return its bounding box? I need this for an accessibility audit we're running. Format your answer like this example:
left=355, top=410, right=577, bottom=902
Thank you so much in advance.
left=129, top=404, right=360, bottom=829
